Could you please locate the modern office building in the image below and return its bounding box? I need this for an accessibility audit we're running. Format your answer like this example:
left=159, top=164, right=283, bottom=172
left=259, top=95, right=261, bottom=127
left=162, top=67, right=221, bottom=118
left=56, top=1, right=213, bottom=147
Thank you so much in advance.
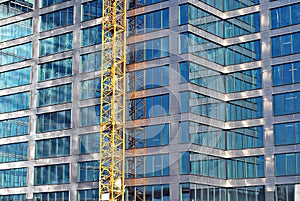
left=0, top=0, right=300, bottom=200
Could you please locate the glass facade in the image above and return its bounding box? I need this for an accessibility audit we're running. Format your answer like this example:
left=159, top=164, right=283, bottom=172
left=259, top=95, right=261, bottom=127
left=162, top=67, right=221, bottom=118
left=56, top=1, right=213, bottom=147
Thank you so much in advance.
left=0, top=142, right=28, bottom=163
left=272, top=61, right=300, bottom=86
left=180, top=183, right=265, bottom=201
left=37, top=110, right=71, bottom=133
left=180, top=121, right=263, bottom=150
left=78, top=133, right=100, bottom=154
left=126, top=154, right=169, bottom=178
left=126, top=123, right=169, bottom=149
left=125, top=184, right=170, bottom=201
left=127, top=65, right=169, bottom=91
left=272, top=32, right=300, bottom=57
left=0, top=0, right=299, bottom=200
left=127, top=36, right=169, bottom=64
left=0, top=92, right=30, bottom=114
left=78, top=161, right=99, bottom=182
left=80, top=78, right=100, bottom=100
left=0, top=116, right=29, bottom=138
left=0, top=168, right=27, bottom=188
left=0, top=67, right=31, bottom=89
left=179, top=4, right=260, bottom=38
left=180, top=62, right=262, bottom=93
left=42, top=0, right=69, bottom=8
left=274, top=121, right=300, bottom=146
left=36, top=137, right=70, bottom=159
left=38, top=84, right=72, bottom=107
left=181, top=152, right=264, bottom=179
left=82, top=0, right=102, bottom=21
left=34, top=191, right=69, bottom=201
left=78, top=189, right=98, bottom=201
left=0, top=18, right=32, bottom=42
left=0, top=42, right=32, bottom=66
left=198, top=0, right=259, bottom=11
left=80, top=51, right=101, bottom=73
left=275, top=152, right=300, bottom=176
left=40, top=33, right=73, bottom=56
left=128, top=8, right=169, bottom=36
left=39, top=58, right=72, bottom=81
left=0, top=194, right=26, bottom=201
left=180, top=32, right=261, bottom=65
left=34, top=164, right=69, bottom=185
left=127, top=94, right=169, bottom=120
left=81, top=25, right=102, bottom=47
left=273, top=91, right=300, bottom=116
left=276, top=184, right=298, bottom=201
left=271, top=3, right=300, bottom=29
left=0, top=0, right=33, bottom=19
left=41, top=7, right=73, bottom=32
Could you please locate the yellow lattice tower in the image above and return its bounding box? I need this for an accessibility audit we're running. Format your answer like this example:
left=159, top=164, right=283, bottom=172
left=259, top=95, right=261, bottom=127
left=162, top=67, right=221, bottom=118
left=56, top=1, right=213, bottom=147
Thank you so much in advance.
left=99, top=0, right=126, bottom=199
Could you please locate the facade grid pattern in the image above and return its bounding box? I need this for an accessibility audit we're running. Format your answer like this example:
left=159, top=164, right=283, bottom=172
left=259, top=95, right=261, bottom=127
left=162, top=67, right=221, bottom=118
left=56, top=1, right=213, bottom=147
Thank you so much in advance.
left=0, top=0, right=300, bottom=200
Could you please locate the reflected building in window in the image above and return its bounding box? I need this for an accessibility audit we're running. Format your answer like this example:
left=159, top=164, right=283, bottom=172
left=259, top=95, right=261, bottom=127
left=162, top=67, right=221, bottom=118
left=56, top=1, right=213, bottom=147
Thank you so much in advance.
left=0, top=0, right=299, bottom=200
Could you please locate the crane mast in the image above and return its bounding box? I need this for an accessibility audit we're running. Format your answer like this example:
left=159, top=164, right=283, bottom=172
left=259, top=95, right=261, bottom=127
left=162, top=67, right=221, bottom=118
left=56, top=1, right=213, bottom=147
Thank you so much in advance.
left=99, top=0, right=126, bottom=199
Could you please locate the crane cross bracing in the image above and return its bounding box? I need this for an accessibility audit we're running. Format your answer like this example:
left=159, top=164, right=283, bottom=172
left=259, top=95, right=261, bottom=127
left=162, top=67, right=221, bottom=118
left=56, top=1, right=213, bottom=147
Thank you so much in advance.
left=99, top=0, right=127, bottom=199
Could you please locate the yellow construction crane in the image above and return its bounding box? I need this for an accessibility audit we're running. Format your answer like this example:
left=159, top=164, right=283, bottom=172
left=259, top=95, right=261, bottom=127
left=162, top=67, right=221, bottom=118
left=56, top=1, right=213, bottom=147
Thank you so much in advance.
left=99, top=0, right=126, bottom=199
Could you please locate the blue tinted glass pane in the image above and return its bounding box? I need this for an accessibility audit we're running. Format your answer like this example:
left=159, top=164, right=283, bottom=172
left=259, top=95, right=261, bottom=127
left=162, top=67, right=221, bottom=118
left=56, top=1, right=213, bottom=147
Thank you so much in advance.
left=291, top=4, right=300, bottom=25
left=272, top=37, right=281, bottom=57
left=292, top=32, right=300, bottom=54
left=271, top=9, right=280, bottom=29
left=280, top=6, right=291, bottom=27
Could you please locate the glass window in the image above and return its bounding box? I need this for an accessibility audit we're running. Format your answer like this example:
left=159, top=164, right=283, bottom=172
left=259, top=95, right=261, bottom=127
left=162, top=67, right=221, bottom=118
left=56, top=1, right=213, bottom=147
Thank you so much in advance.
left=0, top=42, right=32, bottom=66
left=126, top=124, right=169, bottom=149
left=78, top=189, right=98, bottom=201
left=180, top=4, right=259, bottom=38
left=78, top=161, right=99, bottom=182
left=127, top=65, right=169, bottom=91
left=271, top=3, right=300, bottom=29
left=0, top=142, right=28, bottom=163
left=274, top=91, right=300, bottom=116
left=34, top=191, right=69, bottom=201
left=272, top=32, right=300, bottom=57
left=82, top=0, right=102, bottom=21
left=34, top=164, right=69, bottom=185
left=128, top=0, right=167, bottom=10
left=80, top=78, right=100, bottom=100
left=127, top=37, right=169, bottom=64
left=0, top=92, right=30, bottom=114
left=41, top=7, right=73, bottom=32
left=197, top=0, right=258, bottom=11
left=126, top=184, right=170, bottom=201
left=37, top=110, right=71, bottom=133
left=0, top=18, right=32, bottom=42
left=275, top=153, right=300, bottom=176
left=0, top=116, right=29, bottom=139
left=127, top=94, right=169, bottom=120
left=79, top=105, right=100, bottom=127
left=79, top=133, right=100, bottom=154
left=81, top=25, right=101, bottom=47
left=39, top=58, right=72, bottom=81
left=0, top=194, right=26, bottom=201
left=36, top=137, right=70, bottom=159
left=0, top=67, right=31, bottom=89
left=0, top=0, right=33, bottom=20
left=128, top=9, right=169, bottom=36
left=38, top=84, right=72, bottom=106
left=80, top=52, right=101, bottom=73
left=41, top=0, right=69, bottom=7
left=0, top=168, right=27, bottom=188
left=126, top=154, right=169, bottom=178
left=180, top=32, right=260, bottom=66
left=40, top=33, right=73, bottom=57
